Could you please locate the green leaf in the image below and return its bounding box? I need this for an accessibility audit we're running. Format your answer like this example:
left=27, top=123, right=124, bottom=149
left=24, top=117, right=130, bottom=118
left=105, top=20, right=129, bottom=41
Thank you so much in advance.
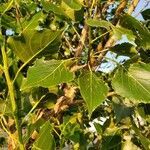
left=112, top=63, right=150, bottom=102
left=61, top=1, right=76, bottom=20
left=79, top=71, right=108, bottom=115
left=0, top=0, right=14, bottom=15
left=141, top=9, right=150, bottom=20
left=112, top=97, right=133, bottom=122
left=112, top=26, right=136, bottom=44
left=7, top=29, right=61, bottom=63
left=132, top=123, right=150, bottom=150
left=22, top=59, right=74, bottom=89
left=110, top=43, right=137, bottom=56
left=102, top=135, right=122, bottom=150
left=21, top=11, right=45, bottom=33
left=86, top=19, right=112, bottom=30
left=120, top=14, right=150, bottom=49
left=63, top=0, right=82, bottom=10
left=1, top=14, right=16, bottom=30
left=41, top=1, right=66, bottom=16
left=33, top=121, right=55, bottom=150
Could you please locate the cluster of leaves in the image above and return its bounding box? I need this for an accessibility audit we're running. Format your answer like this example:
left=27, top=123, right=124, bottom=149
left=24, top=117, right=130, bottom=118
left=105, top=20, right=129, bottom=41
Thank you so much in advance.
left=0, top=0, right=150, bottom=149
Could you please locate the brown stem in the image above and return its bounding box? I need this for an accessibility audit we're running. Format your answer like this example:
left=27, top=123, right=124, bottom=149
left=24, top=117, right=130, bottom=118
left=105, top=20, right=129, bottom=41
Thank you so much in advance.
left=75, top=24, right=89, bottom=57
left=91, top=0, right=140, bottom=68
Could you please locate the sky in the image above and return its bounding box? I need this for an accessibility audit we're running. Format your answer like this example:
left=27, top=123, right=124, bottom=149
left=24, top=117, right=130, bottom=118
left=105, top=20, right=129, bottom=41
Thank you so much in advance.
left=98, top=0, right=150, bottom=73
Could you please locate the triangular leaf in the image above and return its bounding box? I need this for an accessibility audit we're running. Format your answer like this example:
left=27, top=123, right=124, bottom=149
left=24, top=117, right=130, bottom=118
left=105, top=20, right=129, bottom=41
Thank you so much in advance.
left=22, top=59, right=74, bottom=90
left=112, top=63, right=150, bottom=102
left=79, top=71, right=108, bottom=116
left=7, top=29, right=61, bottom=63
left=33, top=121, right=55, bottom=150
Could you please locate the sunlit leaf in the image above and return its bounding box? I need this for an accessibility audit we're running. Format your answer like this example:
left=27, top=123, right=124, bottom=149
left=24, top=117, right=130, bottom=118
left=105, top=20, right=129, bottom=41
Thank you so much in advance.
left=0, top=0, right=13, bottom=15
left=63, top=0, right=82, bottom=10
left=22, top=59, right=74, bottom=89
left=21, top=11, right=45, bottom=32
left=41, top=1, right=67, bottom=16
left=120, top=14, right=150, bottom=49
left=79, top=71, right=108, bottom=115
left=86, top=19, right=112, bottom=30
left=112, top=63, right=150, bottom=102
left=112, top=26, right=136, bottom=44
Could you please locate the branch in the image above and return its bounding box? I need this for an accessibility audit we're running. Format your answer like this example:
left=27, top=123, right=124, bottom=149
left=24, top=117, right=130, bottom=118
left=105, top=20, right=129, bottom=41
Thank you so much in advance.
left=92, top=0, right=139, bottom=68
left=127, top=0, right=140, bottom=15
left=75, top=24, right=89, bottom=57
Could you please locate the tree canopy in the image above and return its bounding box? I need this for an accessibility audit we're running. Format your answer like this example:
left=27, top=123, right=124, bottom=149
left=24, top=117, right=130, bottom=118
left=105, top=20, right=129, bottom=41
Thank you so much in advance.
left=0, top=0, right=150, bottom=149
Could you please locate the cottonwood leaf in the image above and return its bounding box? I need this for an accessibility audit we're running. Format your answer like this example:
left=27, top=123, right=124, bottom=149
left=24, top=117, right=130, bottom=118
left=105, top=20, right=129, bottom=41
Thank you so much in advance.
left=33, top=121, right=55, bottom=150
left=21, top=11, right=45, bottom=33
left=63, top=0, right=82, bottom=10
left=22, top=59, right=74, bottom=90
left=120, top=14, right=150, bottom=49
left=141, top=9, right=150, bottom=20
left=7, top=29, right=61, bottom=63
left=86, top=19, right=112, bottom=30
left=42, top=1, right=67, bottom=16
left=112, top=26, right=136, bottom=45
left=112, top=63, right=150, bottom=102
left=79, top=71, right=108, bottom=116
left=0, top=0, right=13, bottom=15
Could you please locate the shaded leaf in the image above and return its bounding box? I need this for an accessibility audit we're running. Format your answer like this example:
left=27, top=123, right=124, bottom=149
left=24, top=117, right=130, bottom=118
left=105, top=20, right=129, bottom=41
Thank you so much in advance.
left=141, top=9, right=150, bottom=20
left=110, top=43, right=137, bottom=56
left=79, top=71, right=108, bottom=115
left=132, top=123, right=150, bottom=150
left=86, top=19, right=112, bottom=30
left=33, top=121, right=55, bottom=150
left=1, top=14, right=16, bottom=30
left=101, top=135, right=121, bottom=150
left=7, top=29, right=61, bottom=63
left=112, top=97, right=133, bottom=122
left=22, top=59, right=74, bottom=89
left=112, top=63, right=150, bottom=102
